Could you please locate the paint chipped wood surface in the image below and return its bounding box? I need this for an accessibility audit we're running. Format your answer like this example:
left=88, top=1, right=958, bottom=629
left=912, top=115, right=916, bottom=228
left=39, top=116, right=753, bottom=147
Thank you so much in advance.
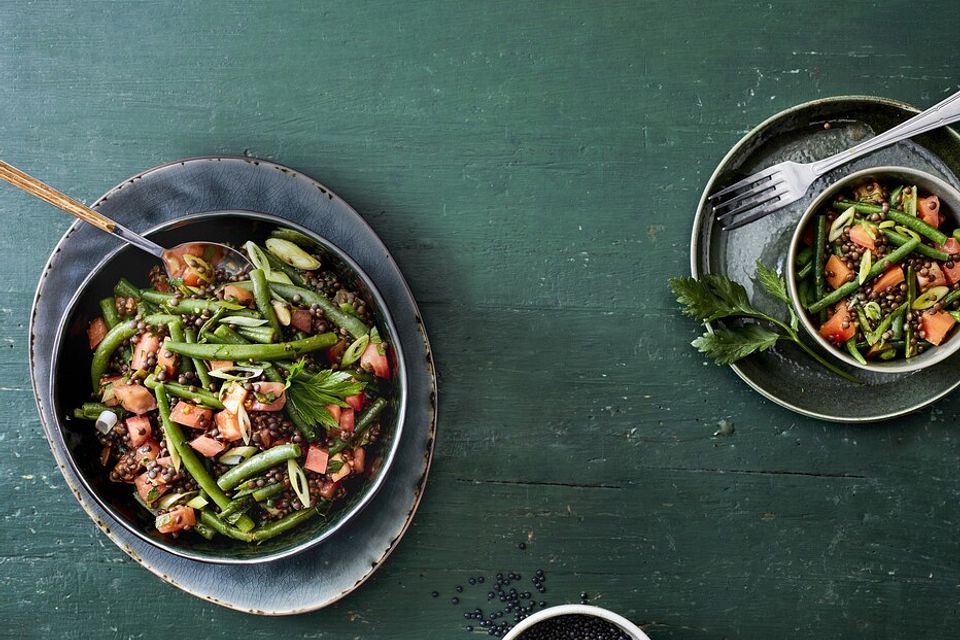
left=2, top=1, right=960, bottom=638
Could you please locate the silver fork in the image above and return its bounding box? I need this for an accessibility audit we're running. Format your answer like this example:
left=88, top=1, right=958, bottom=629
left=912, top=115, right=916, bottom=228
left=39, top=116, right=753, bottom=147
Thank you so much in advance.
left=711, top=89, right=960, bottom=231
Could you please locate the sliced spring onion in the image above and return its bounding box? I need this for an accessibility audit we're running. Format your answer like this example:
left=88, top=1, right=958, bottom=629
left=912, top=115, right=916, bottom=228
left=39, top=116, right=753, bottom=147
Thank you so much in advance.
left=878, top=220, right=896, bottom=229
left=182, top=255, right=214, bottom=283
left=287, top=458, right=311, bottom=509
left=829, top=206, right=855, bottom=242
left=186, top=494, right=209, bottom=509
left=244, top=241, right=271, bottom=273
left=858, top=250, right=872, bottom=284
left=218, top=446, right=258, bottom=466
left=219, top=315, right=268, bottom=327
left=864, top=301, right=882, bottom=322
left=95, top=410, right=118, bottom=434
left=860, top=222, right=877, bottom=240
left=265, top=237, right=321, bottom=270
left=219, top=382, right=248, bottom=413
left=913, top=285, right=950, bottom=310
left=272, top=300, right=291, bottom=326
left=237, top=403, right=252, bottom=445
left=370, top=326, right=382, bottom=344
left=894, top=225, right=921, bottom=242
left=208, top=365, right=264, bottom=381
left=266, top=270, right=293, bottom=285
left=342, top=334, right=370, bottom=366
left=903, top=186, right=918, bottom=217
left=157, top=491, right=198, bottom=510
left=879, top=347, right=897, bottom=360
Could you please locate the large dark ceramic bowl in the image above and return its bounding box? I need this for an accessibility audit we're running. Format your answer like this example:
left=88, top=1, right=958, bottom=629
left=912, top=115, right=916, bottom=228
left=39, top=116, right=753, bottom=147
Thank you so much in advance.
left=49, top=210, right=407, bottom=564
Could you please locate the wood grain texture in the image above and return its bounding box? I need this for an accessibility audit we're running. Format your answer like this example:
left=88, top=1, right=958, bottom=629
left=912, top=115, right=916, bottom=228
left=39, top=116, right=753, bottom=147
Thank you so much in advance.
left=2, top=1, right=960, bottom=638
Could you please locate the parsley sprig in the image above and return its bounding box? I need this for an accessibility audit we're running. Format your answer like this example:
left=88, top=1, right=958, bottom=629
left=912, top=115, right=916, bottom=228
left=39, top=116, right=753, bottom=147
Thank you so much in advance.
left=284, top=359, right=366, bottom=430
left=669, top=261, right=861, bottom=384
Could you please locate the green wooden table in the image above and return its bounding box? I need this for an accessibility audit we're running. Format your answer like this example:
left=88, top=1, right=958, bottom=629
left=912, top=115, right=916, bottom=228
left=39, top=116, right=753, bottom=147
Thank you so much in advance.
left=3, top=2, right=960, bottom=638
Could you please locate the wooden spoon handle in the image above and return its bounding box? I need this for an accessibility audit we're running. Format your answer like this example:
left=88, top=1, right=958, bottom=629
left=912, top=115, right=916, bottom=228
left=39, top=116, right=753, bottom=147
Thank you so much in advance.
left=0, top=160, right=116, bottom=232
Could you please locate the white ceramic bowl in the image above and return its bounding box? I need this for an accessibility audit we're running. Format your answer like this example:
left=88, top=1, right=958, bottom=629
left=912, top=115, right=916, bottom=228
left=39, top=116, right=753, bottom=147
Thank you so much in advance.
left=501, top=604, right=651, bottom=640
left=786, top=166, right=960, bottom=374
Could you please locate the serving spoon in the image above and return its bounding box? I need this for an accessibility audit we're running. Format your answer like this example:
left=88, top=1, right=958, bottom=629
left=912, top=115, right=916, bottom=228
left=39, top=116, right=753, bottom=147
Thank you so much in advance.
left=0, top=160, right=250, bottom=279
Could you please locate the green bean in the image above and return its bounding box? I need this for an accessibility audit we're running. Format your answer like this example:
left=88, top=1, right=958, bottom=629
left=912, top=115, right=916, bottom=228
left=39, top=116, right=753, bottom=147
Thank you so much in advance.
left=114, top=277, right=142, bottom=300
left=355, top=397, right=388, bottom=435
left=807, top=238, right=919, bottom=314
left=882, top=230, right=949, bottom=261
left=891, top=310, right=905, bottom=340
left=219, top=496, right=253, bottom=523
left=906, top=265, right=917, bottom=358
left=141, top=313, right=180, bottom=326
left=941, top=288, right=960, bottom=308
left=90, top=319, right=137, bottom=391
left=184, top=328, right=211, bottom=389
left=144, top=375, right=224, bottom=409
left=796, top=261, right=813, bottom=281
left=166, top=320, right=192, bottom=374
left=845, top=337, right=867, bottom=365
left=141, top=289, right=258, bottom=317
left=217, top=443, right=301, bottom=490
left=833, top=200, right=947, bottom=245
left=99, top=297, right=120, bottom=329
left=212, top=324, right=250, bottom=345
left=199, top=507, right=317, bottom=543
left=192, top=520, right=217, bottom=540
left=163, top=333, right=338, bottom=362
left=889, top=185, right=904, bottom=207
left=250, top=269, right=281, bottom=341
left=72, top=402, right=129, bottom=421
left=136, top=300, right=158, bottom=317
left=264, top=250, right=306, bottom=286
left=814, top=214, right=828, bottom=323
left=953, top=229, right=960, bottom=243
left=794, top=245, right=814, bottom=268
left=155, top=384, right=254, bottom=532
left=237, top=325, right=277, bottom=344
left=232, top=281, right=369, bottom=339
left=252, top=483, right=285, bottom=502
left=866, top=302, right=907, bottom=345
left=264, top=365, right=314, bottom=439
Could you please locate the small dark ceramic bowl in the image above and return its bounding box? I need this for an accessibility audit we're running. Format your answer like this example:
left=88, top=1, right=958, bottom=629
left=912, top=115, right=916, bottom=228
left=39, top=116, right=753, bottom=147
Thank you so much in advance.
left=50, top=210, right=407, bottom=564
left=786, top=166, right=960, bottom=374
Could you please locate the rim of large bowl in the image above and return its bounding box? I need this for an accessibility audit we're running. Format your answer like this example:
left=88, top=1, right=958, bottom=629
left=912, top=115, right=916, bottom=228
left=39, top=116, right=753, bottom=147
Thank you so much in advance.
left=48, top=209, right=408, bottom=564
left=785, top=166, right=960, bottom=374
left=501, top=604, right=651, bottom=640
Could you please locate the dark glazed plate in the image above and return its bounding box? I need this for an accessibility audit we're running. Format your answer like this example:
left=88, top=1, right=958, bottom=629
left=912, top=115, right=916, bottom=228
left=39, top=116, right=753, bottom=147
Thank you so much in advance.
left=29, top=157, right=436, bottom=612
left=51, top=210, right=408, bottom=564
left=690, top=96, right=960, bottom=422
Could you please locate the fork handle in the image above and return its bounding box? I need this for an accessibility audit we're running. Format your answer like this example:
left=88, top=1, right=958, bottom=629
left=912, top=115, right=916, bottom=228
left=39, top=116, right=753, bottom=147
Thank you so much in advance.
left=811, top=90, right=960, bottom=176
left=0, top=160, right=165, bottom=257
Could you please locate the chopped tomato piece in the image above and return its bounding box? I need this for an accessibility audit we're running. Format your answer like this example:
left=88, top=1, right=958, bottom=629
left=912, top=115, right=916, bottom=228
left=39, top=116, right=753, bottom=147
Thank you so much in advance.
left=182, top=268, right=203, bottom=287
left=100, top=376, right=121, bottom=407
left=157, top=338, right=178, bottom=376
left=352, top=447, right=366, bottom=474
left=134, top=438, right=162, bottom=466
left=304, top=446, right=329, bottom=474
left=222, top=284, right=254, bottom=304
left=189, top=435, right=226, bottom=458
left=918, top=195, right=941, bottom=228
left=918, top=263, right=947, bottom=290
left=824, top=255, right=854, bottom=290
left=319, top=480, right=340, bottom=501
left=169, top=401, right=213, bottom=429
left=326, top=404, right=342, bottom=423
left=360, top=341, right=390, bottom=379
left=126, top=415, right=153, bottom=447
left=944, top=261, right=960, bottom=286
left=249, top=382, right=286, bottom=411
left=848, top=225, right=876, bottom=251
left=131, top=332, right=160, bottom=371
left=339, top=408, right=355, bottom=433
left=220, top=383, right=248, bottom=414
left=871, top=266, right=905, bottom=296
left=345, top=392, right=364, bottom=412
left=207, top=360, right=234, bottom=371
left=135, top=472, right=169, bottom=504
left=819, top=306, right=856, bottom=344
left=155, top=506, right=196, bottom=534
left=114, top=384, right=158, bottom=415
left=87, top=317, right=108, bottom=350
left=940, top=237, right=960, bottom=256
left=155, top=456, right=173, bottom=468
left=291, top=309, right=313, bottom=333
left=214, top=410, right=243, bottom=442
left=921, top=310, right=956, bottom=346
left=327, top=339, right=347, bottom=364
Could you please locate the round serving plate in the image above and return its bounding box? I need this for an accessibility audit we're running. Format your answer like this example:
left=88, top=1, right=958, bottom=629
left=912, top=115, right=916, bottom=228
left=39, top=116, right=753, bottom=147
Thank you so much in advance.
left=28, top=156, right=437, bottom=613
left=690, top=96, right=960, bottom=422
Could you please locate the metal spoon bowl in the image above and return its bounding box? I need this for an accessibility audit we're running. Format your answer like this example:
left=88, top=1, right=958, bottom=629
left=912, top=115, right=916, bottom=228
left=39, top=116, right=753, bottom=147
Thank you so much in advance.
left=0, top=160, right=250, bottom=277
